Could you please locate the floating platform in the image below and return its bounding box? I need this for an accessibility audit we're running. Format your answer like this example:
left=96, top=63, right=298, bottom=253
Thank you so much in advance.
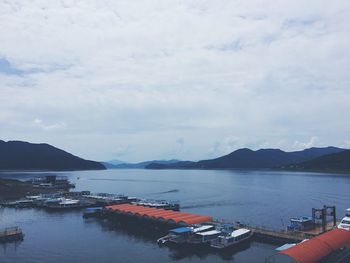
left=105, top=204, right=212, bottom=226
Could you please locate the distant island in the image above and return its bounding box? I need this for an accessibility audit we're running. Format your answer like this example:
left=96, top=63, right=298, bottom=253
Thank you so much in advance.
left=145, top=147, right=349, bottom=172
left=0, top=140, right=105, bottom=171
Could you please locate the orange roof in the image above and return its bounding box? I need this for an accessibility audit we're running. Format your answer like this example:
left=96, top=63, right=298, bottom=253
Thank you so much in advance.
left=180, top=216, right=213, bottom=225
left=158, top=212, right=186, bottom=220
left=106, top=204, right=211, bottom=225
left=149, top=210, right=177, bottom=218
left=165, top=213, right=191, bottom=220
left=170, top=214, right=204, bottom=223
left=280, top=228, right=350, bottom=263
left=108, top=204, right=154, bottom=213
left=140, top=209, right=170, bottom=216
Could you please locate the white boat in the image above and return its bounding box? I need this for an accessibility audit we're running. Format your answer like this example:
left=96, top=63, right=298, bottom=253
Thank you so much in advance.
left=44, top=198, right=87, bottom=209
left=210, top=228, right=253, bottom=249
left=187, top=229, right=222, bottom=245
left=157, top=227, right=193, bottom=245
left=338, top=208, right=350, bottom=230
left=157, top=225, right=216, bottom=245
left=133, top=199, right=180, bottom=211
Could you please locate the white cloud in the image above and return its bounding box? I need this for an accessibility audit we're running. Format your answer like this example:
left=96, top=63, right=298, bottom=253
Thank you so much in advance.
left=293, top=136, right=319, bottom=150
left=33, top=118, right=66, bottom=131
left=0, top=0, right=349, bottom=161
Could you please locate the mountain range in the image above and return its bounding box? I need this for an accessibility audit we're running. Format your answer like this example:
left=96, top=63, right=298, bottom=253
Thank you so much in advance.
left=0, top=140, right=105, bottom=171
left=145, top=147, right=348, bottom=170
left=1, top=139, right=349, bottom=172
left=103, top=159, right=181, bottom=169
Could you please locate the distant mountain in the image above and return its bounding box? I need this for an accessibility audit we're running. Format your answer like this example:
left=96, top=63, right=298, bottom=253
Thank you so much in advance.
left=105, top=159, right=181, bottom=169
left=106, top=159, right=125, bottom=165
left=145, top=147, right=346, bottom=170
left=0, top=140, right=106, bottom=171
left=101, top=159, right=125, bottom=169
left=283, top=149, right=350, bottom=171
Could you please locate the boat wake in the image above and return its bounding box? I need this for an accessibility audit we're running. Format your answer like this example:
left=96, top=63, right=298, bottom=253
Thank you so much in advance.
left=151, top=189, right=180, bottom=195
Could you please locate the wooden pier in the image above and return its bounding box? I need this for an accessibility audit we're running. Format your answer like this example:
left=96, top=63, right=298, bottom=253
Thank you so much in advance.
left=248, top=220, right=339, bottom=243
left=213, top=220, right=338, bottom=244
left=250, top=226, right=314, bottom=243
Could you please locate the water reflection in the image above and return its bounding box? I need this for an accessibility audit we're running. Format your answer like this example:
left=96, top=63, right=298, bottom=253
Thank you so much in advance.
left=84, top=217, right=252, bottom=261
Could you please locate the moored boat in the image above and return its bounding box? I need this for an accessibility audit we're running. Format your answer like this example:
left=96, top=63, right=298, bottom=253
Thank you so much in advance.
left=187, top=229, right=221, bottom=246
left=133, top=199, right=180, bottom=211
left=157, top=227, right=193, bottom=245
left=210, top=228, right=253, bottom=249
left=158, top=224, right=219, bottom=247
left=44, top=198, right=89, bottom=209
left=338, top=208, right=350, bottom=230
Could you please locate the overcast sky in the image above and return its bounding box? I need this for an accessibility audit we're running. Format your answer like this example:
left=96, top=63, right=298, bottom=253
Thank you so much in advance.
left=0, top=0, right=350, bottom=162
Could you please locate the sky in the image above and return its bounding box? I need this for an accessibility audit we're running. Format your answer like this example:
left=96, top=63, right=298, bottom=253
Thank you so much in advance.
left=0, top=0, right=350, bottom=162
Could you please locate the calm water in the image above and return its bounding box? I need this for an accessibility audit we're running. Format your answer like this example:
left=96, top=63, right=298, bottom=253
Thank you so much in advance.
left=1, top=169, right=350, bottom=263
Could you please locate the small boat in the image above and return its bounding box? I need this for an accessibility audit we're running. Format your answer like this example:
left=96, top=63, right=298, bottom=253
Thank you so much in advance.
left=31, top=194, right=64, bottom=207
left=157, top=227, right=193, bottom=245
left=44, top=198, right=88, bottom=209
left=84, top=193, right=134, bottom=206
left=157, top=224, right=216, bottom=246
left=287, top=216, right=314, bottom=231
left=0, top=227, right=24, bottom=243
left=187, top=229, right=221, bottom=246
left=338, top=208, right=350, bottom=230
left=133, top=199, right=180, bottom=211
left=210, top=228, right=253, bottom=249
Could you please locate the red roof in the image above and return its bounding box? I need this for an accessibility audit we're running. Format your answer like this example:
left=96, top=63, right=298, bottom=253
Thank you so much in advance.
left=105, top=204, right=212, bottom=225
left=280, top=228, right=350, bottom=263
